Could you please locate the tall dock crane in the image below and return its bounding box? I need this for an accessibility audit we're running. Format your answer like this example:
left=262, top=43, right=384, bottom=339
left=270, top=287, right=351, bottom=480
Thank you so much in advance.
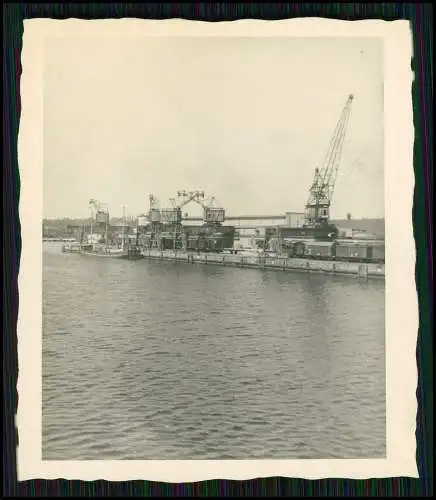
left=304, top=94, right=354, bottom=227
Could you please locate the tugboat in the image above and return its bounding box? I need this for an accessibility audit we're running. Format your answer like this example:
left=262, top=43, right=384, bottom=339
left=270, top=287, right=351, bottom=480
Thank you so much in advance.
left=80, top=199, right=129, bottom=259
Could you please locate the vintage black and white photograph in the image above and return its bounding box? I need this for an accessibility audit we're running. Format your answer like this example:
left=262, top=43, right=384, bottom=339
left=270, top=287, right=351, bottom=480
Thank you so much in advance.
left=18, top=19, right=417, bottom=480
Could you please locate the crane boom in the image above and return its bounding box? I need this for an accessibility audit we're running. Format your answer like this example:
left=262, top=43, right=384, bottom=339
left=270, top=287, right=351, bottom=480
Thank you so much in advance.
left=305, top=94, right=354, bottom=227
left=175, top=190, right=206, bottom=209
left=169, top=190, right=225, bottom=224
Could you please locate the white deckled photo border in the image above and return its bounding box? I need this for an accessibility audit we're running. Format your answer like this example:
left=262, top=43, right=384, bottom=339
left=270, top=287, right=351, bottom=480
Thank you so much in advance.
left=17, top=18, right=418, bottom=481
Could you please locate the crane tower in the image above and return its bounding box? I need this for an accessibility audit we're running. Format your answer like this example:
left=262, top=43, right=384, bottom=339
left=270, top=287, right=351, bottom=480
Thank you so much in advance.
left=147, top=194, right=162, bottom=249
left=305, top=94, right=354, bottom=227
left=158, top=190, right=226, bottom=250
left=172, top=190, right=225, bottom=225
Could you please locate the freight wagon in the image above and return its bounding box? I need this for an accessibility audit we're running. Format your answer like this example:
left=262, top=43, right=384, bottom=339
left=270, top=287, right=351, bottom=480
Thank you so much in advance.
left=186, top=236, right=224, bottom=253
left=184, top=226, right=235, bottom=253
left=371, top=243, right=385, bottom=263
left=186, top=237, right=200, bottom=251
left=285, top=240, right=307, bottom=258
left=161, top=237, right=178, bottom=250
left=285, top=240, right=385, bottom=264
left=335, top=242, right=373, bottom=262
left=303, top=241, right=336, bottom=260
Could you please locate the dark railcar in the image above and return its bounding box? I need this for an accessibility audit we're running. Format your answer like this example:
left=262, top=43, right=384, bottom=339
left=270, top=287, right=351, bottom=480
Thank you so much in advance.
left=371, top=244, right=385, bottom=263
left=186, top=237, right=199, bottom=251
left=201, top=235, right=234, bottom=253
left=289, top=241, right=306, bottom=258
left=160, top=237, right=172, bottom=250
left=336, top=243, right=372, bottom=262
left=161, top=237, right=184, bottom=250
left=304, top=241, right=336, bottom=260
left=183, top=225, right=235, bottom=252
left=206, top=226, right=235, bottom=252
left=197, top=236, right=208, bottom=252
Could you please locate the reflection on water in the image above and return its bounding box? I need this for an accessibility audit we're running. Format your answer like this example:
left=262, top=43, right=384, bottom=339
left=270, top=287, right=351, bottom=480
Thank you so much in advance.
left=42, top=242, right=386, bottom=459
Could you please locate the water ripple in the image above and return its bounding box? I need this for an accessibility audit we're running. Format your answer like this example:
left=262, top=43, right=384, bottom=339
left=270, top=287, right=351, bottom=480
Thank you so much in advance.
left=42, top=242, right=386, bottom=459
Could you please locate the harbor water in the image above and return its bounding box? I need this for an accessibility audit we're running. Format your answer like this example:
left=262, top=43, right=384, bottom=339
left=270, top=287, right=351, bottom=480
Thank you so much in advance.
left=43, top=242, right=386, bottom=460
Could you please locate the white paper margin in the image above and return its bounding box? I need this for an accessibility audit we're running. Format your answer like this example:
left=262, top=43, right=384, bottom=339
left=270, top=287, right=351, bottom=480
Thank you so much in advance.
left=17, top=18, right=418, bottom=481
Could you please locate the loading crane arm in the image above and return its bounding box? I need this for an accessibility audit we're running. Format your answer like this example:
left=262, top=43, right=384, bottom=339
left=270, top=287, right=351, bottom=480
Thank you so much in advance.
left=305, top=94, right=354, bottom=226
left=173, top=190, right=206, bottom=209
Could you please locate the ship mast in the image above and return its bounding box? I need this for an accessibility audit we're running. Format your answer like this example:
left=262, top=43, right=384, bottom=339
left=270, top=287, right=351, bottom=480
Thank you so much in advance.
left=105, top=217, right=108, bottom=251
left=121, top=205, right=127, bottom=251
left=89, top=199, right=97, bottom=245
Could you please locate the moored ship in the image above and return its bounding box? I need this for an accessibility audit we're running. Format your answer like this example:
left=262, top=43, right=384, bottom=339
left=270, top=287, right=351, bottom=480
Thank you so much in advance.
left=79, top=200, right=142, bottom=260
left=61, top=239, right=83, bottom=254
left=80, top=243, right=129, bottom=258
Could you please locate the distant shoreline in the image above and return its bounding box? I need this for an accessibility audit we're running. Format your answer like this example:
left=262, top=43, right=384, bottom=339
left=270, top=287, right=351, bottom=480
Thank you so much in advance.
left=42, top=217, right=386, bottom=241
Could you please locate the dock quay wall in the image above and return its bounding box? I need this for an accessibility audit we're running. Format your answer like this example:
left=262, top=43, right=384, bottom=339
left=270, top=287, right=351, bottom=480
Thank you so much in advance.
left=141, top=250, right=385, bottom=279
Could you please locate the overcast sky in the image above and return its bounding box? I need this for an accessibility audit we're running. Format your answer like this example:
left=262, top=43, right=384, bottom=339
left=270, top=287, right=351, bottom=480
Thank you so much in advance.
left=43, top=35, right=384, bottom=220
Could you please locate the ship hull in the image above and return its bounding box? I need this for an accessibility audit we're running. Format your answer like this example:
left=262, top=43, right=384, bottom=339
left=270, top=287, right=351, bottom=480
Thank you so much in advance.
left=61, top=241, right=83, bottom=253
left=80, top=251, right=130, bottom=258
left=80, top=246, right=143, bottom=260
left=62, top=246, right=82, bottom=254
